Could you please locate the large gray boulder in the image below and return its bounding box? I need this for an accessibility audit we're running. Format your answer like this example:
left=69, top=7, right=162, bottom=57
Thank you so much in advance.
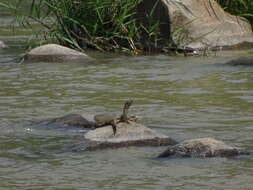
left=84, top=121, right=177, bottom=150
left=158, top=137, right=249, bottom=158
left=0, top=40, right=7, bottom=49
left=25, top=44, right=93, bottom=63
left=140, top=0, right=253, bottom=49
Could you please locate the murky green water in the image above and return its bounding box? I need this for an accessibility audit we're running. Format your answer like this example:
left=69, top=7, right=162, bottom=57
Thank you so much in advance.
left=1, top=4, right=253, bottom=190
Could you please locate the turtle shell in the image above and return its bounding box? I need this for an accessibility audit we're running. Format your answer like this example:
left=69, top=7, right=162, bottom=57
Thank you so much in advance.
left=94, top=113, right=117, bottom=126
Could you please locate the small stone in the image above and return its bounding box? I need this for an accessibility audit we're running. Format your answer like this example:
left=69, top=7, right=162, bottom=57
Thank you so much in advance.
left=25, top=44, right=93, bottom=63
left=158, top=137, right=249, bottom=158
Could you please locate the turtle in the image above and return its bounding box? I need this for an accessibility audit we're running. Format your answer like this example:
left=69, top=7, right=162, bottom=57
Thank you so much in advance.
left=94, top=113, right=118, bottom=135
left=93, top=100, right=137, bottom=135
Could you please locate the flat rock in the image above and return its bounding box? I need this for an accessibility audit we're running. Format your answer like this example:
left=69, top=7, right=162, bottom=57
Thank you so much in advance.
left=25, top=44, right=93, bottom=63
left=225, top=57, right=253, bottom=66
left=0, top=40, right=7, bottom=49
left=84, top=121, right=177, bottom=150
left=158, top=137, right=249, bottom=158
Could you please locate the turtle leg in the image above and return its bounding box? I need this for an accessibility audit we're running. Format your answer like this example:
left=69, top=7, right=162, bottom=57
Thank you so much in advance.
left=110, top=120, right=117, bottom=135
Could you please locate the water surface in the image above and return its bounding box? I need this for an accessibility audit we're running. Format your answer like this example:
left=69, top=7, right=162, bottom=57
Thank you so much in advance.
left=1, top=5, right=253, bottom=190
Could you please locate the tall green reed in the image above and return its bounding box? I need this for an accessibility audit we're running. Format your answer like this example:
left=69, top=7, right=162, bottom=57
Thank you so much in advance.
left=216, top=0, right=253, bottom=26
left=0, top=0, right=162, bottom=54
left=2, top=0, right=251, bottom=54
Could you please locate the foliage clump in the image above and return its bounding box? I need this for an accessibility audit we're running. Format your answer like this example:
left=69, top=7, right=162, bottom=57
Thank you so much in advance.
left=216, top=0, right=253, bottom=26
left=1, top=0, right=163, bottom=54
left=1, top=0, right=253, bottom=54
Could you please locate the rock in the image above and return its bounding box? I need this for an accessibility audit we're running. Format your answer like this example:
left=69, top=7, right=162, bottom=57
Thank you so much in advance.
left=36, top=114, right=96, bottom=128
left=0, top=40, right=7, bottom=49
left=140, top=0, right=253, bottom=50
left=84, top=121, right=177, bottom=150
left=25, top=44, right=93, bottom=63
left=158, top=137, right=249, bottom=158
left=225, top=57, right=253, bottom=66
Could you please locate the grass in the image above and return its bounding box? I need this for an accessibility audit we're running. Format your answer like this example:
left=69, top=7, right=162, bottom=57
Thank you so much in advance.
left=216, top=0, right=253, bottom=26
left=0, top=0, right=252, bottom=54
left=0, top=0, right=163, bottom=54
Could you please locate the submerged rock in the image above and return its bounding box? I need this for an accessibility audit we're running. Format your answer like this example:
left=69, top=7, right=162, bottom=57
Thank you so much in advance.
left=225, top=57, right=253, bottom=66
left=158, top=137, right=249, bottom=158
left=0, top=40, right=7, bottom=49
left=140, top=0, right=253, bottom=50
left=36, top=114, right=96, bottom=128
left=25, top=44, right=93, bottom=63
left=84, top=121, right=177, bottom=150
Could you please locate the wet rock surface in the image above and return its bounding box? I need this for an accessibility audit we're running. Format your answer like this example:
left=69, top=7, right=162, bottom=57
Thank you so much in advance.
left=25, top=44, right=93, bottom=63
left=225, top=57, right=253, bottom=66
left=84, top=121, right=177, bottom=150
left=36, top=114, right=96, bottom=128
left=158, top=137, right=249, bottom=158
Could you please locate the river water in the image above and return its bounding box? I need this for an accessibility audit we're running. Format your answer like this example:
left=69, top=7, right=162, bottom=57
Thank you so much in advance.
left=1, top=4, right=253, bottom=190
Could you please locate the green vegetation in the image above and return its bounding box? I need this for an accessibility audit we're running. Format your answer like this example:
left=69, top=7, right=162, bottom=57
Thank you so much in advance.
left=0, top=0, right=163, bottom=54
left=216, top=0, right=253, bottom=26
left=0, top=0, right=252, bottom=54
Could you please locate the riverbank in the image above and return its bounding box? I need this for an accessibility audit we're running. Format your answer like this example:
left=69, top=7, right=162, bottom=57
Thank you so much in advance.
left=1, top=0, right=253, bottom=55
